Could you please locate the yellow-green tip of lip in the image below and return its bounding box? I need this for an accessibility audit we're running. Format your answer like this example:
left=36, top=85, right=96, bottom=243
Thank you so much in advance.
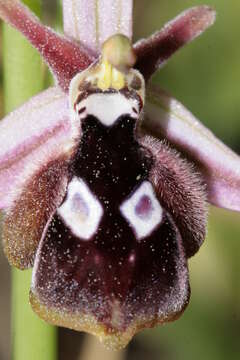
left=102, top=34, right=136, bottom=72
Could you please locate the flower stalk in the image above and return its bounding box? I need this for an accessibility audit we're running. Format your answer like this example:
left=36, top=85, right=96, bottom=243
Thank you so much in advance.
left=2, top=1, right=57, bottom=359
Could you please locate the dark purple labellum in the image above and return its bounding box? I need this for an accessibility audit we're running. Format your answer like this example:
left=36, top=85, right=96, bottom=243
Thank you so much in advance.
left=31, top=109, right=190, bottom=344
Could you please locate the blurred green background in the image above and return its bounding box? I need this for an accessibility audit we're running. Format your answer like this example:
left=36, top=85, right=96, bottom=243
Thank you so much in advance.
left=0, top=0, right=240, bottom=359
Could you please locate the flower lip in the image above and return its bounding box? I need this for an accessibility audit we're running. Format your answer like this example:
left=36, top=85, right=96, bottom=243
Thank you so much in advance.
left=30, top=204, right=190, bottom=349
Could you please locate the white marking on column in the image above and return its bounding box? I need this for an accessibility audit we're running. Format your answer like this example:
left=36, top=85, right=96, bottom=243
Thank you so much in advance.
left=76, top=93, right=139, bottom=126
left=58, top=177, right=103, bottom=240
left=120, top=181, right=163, bottom=240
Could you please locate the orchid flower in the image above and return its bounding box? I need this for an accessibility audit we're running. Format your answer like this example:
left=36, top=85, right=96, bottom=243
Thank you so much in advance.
left=0, top=0, right=240, bottom=351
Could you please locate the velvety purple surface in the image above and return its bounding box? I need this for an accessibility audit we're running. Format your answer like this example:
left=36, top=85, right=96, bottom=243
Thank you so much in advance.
left=33, top=115, right=189, bottom=331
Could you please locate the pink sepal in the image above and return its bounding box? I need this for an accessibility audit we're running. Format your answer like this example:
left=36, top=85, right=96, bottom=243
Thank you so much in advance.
left=0, top=87, right=73, bottom=210
left=63, top=0, right=133, bottom=53
left=145, top=85, right=240, bottom=212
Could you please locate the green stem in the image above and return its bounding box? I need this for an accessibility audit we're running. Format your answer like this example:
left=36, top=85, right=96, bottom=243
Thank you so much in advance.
left=80, top=335, right=126, bottom=360
left=2, top=1, right=57, bottom=359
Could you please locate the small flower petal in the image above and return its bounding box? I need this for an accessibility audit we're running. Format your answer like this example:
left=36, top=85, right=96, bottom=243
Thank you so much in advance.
left=63, top=0, right=133, bottom=53
left=134, top=6, right=216, bottom=81
left=0, top=87, right=74, bottom=210
left=0, top=0, right=95, bottom=91
left=144, top=85, right=240, bottom=212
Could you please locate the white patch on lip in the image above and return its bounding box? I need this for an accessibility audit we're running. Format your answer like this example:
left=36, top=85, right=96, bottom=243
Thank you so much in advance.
left=120, top=181, right=163, bottom=240
left=76, top=93, right=139, bottom=126
left=57, top=177, right=103, bottom=240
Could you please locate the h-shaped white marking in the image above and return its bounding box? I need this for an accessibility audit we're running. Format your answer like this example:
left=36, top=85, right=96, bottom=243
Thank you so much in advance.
left=75, top=93, right=139, bottom=126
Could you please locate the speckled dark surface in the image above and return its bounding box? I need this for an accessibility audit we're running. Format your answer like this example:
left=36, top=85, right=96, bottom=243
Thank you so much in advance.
left=34, top=116, right=189, bottom=331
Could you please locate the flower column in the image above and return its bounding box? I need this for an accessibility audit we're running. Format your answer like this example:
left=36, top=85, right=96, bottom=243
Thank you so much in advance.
left=2, top=1, right=57, bottom=359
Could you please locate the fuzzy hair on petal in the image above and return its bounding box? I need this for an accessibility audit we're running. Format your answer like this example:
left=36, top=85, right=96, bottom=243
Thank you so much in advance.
left=135, top=6, right=216, bottom=80
left=0, top=0, right=95, bottom=91
left=141, top=136, right=207, bottom=257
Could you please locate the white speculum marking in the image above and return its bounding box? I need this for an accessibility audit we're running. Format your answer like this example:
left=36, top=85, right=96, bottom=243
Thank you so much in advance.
left=76, top=93, right=139, bottom=126
left=120, top=181, right=163, bottom=240
left=57, top=177, right=103, bottom=240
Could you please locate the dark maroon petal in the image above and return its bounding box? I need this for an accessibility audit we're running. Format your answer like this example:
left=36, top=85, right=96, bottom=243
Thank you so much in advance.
left=145, top=85, right=240, bottom=212
left=134, top=6, right=216, bottom=81
left=30, top=207, right=189, bottom=349
left=29, top=111, right=192, bottom=349
left=2, top=157, right=69, bottom=270
left=140, top=136, right=207, bottom=258
left=0, top=0, right=96, bottom=91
